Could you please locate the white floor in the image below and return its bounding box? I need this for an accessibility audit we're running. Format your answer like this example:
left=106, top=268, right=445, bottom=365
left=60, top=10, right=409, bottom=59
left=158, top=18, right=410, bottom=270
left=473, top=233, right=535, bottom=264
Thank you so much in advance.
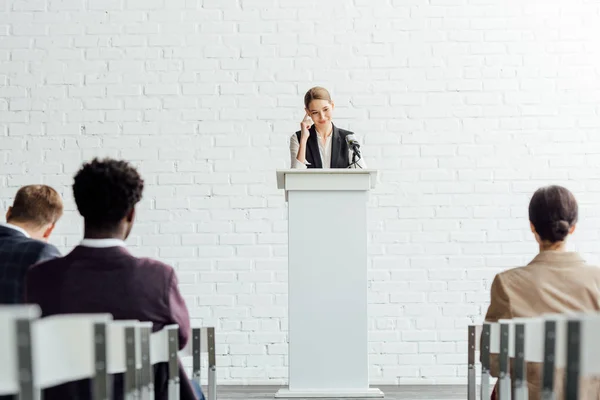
left=213, top=385, right=467, bottom=400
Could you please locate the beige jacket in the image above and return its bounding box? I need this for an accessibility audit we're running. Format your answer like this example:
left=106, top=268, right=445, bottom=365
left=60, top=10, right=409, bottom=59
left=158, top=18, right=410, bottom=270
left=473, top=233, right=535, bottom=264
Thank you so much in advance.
left=484, top=251, right=600, bottom=399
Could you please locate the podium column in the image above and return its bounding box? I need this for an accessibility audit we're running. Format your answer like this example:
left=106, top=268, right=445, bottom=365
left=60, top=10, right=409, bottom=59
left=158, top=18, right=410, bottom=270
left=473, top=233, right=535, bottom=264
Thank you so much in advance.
left=275, top=170, right=383, bottom=399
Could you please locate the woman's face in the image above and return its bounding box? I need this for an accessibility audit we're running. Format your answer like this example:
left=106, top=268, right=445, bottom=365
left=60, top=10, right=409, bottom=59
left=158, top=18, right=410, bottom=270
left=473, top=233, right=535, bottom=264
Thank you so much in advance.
left=306, top=99, right=334, bottom=129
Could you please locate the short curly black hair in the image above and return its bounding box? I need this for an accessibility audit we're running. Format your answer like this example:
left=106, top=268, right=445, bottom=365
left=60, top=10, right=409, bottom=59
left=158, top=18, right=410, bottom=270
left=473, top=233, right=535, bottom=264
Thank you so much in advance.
left=73, top=158, right=144, bottom=229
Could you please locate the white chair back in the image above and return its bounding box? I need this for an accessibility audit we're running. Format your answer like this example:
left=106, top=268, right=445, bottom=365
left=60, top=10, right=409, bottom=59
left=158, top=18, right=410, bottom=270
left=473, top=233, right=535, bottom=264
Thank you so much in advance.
left=107, top=320, right=144, bottom=374
left=480, top=322, right=494, bottom=400
left=515, top=316, right=544, bottom=363
left=489, top=321, right=501, bottom=354
left=497, top=319, right=513, bottom=400
left=510, top=317, right=543, bottom=400
left=467, top=325, right=481, bottom=400
left=31, top=313, right=112, bottom=390
left=580, top=314, right=600, bottom=376
left=151, top=324, right=180, bottom=400
left=474, top=313, right=600, bottom=400
left=107, top=320, right=152, bottom=400
left=1, top=310, right=217, bottom=400
left=0, top=305, right=41, bottom=397
left=138, top=323, right=154, bottom=400
left=179, top=327, right=217, bottom=400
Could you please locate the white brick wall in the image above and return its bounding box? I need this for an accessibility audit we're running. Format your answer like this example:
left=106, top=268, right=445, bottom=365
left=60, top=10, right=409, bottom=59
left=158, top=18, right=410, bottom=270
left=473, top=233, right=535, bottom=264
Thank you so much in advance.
left=2, top=0, right=600, bottom=385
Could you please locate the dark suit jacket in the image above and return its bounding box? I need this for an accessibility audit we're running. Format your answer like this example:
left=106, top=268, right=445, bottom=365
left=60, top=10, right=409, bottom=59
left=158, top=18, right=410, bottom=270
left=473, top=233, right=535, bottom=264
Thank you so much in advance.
left=25, top=245, right=197, bottom=400
left=295, top=123, right=353, bottom=168
left=0, top=224, right=60, bottom=304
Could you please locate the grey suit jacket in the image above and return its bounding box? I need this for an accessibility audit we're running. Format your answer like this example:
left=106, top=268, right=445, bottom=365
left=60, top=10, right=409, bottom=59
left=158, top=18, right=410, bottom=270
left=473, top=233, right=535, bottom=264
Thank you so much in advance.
left=0, top=224, right=60, bottom=304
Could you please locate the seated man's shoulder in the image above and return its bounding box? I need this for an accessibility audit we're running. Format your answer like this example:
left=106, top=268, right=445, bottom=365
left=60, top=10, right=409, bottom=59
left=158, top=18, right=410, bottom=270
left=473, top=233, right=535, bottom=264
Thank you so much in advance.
left=7, top=238, right=61, bottom=264
left=134, top=257, right=175, bottom=277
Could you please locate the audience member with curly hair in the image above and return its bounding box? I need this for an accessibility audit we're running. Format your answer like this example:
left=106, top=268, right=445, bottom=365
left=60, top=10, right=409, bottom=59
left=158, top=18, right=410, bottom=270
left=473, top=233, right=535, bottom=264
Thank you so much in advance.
left=25, top=158, right=205, bottom=400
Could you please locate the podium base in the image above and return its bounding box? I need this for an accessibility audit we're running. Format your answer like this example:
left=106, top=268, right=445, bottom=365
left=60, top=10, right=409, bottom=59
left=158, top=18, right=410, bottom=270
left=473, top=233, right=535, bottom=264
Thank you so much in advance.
left=275, top=387, right=384, bottom=398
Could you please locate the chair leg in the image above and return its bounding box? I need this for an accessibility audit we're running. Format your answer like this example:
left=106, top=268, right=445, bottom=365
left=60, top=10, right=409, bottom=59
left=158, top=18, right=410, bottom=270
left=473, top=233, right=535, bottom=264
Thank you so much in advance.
left=468, top=325, right=476, bottom=400
left=481, top=324, right=491, bottom=400
left=16, top=319, right=37, bottom=400
left=513, top=324, right=528, bottom=400
left=168, top=379, right=180, bottom=400
left=208, top=365, right=217, bottom=400
left=207, top=327, right=216, bottom=400
left=167, top=328, right=180, bottom=400
left=499, top=323, right=511, bottom=400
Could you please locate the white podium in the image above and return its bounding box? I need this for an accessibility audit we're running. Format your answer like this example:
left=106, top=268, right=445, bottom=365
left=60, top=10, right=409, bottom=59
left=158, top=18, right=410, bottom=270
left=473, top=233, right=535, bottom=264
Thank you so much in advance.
left=275, top=169, right=383, bottom=398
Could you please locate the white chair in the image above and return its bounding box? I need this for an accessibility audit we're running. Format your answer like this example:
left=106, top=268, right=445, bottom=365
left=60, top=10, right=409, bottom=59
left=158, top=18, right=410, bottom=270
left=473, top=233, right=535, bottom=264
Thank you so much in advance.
left=10, top=312, right=113, bottom=400
left=508, top=317, right=541, bottom=400
left=107, top=320, right=153, bottom=400
left=476, top=314, right=596, bottom=400
left=564, top=313, right=600, bottom=400
left=151, top=325, right=181, bottom=400
left=482, top=321, right=501, bottom=400
left=179, top=327, right=217, bottom=400
left=540, top=314, right=572, bottom=400
left=139, top=322, right=154, bottom=400
left=150, top=325, right=217, bottom=400
left=496, top=319, right=513, bottom=400
left=0, top=305, right=41, bottom=398
left=468, top=324, right=482, bottom=400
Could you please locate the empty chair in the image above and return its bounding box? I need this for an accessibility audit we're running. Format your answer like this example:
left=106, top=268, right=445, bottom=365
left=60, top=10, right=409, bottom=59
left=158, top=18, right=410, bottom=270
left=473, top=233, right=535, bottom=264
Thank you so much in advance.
left=179, top=327, right=217, bottom=400
left=0, top=305, right=41, bottom=398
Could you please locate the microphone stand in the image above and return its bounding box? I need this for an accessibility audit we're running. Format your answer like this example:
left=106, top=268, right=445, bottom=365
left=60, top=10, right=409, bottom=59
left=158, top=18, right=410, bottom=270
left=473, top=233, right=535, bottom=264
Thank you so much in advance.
left=348, top=146, right=363, bottom=169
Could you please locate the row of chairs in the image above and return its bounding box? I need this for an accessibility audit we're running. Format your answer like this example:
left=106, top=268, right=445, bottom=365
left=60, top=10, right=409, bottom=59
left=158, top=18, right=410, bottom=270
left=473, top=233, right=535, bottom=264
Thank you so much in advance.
left=0, top=305, right=217, bottom=400
left=467, top=313, right=599, bottom=400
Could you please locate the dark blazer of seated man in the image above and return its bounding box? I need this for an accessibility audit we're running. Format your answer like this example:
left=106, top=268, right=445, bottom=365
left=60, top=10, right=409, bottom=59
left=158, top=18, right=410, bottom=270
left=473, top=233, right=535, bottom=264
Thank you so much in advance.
left=0, top=184, right=63, bottom=304
left=25, top=158, right=203, bottom=400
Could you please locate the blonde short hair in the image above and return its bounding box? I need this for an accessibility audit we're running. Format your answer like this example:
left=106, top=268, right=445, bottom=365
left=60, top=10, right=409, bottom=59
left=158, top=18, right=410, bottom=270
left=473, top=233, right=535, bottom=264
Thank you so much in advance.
left=9, top=185, right=63, bottom=227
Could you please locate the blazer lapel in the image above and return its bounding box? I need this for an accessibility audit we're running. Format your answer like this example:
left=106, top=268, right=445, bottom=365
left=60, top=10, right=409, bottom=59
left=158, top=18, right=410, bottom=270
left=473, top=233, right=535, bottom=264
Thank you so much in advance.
left=306, top=125, right=322, bottom=168
left=330, top=123, right=341, bottom=168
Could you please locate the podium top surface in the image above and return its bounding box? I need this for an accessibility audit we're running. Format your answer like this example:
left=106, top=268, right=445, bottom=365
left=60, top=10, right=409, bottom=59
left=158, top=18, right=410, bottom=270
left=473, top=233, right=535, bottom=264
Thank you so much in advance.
left=276, top=169, right=377, bottom=191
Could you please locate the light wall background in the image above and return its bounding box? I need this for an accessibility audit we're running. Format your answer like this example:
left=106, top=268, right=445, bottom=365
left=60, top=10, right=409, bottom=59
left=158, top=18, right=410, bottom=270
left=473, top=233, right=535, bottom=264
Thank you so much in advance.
left=2, top=0, right=600, bottom=384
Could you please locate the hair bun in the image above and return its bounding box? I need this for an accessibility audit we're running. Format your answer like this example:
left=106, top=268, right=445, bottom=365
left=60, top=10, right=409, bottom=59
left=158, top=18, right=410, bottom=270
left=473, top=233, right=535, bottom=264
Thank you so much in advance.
left=552, top=220, right=570, bottom=237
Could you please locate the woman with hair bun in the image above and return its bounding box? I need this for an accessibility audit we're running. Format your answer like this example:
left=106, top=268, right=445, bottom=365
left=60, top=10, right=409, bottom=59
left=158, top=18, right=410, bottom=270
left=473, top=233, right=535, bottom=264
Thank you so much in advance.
left=484, top=185, right=600, bottom=399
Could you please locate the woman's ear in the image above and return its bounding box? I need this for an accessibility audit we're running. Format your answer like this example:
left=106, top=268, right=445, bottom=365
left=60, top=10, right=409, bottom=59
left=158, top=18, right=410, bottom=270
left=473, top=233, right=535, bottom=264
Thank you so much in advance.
left=530, top=221, right=542, bottom=244
left=569, top=223, right=576, bottom=235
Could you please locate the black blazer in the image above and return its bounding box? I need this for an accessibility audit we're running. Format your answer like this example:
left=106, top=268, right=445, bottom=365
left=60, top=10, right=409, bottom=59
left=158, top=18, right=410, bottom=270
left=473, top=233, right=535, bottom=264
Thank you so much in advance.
left=0, top=224, right=60, bottom=304
left=295, top=123, right=353, bottom=168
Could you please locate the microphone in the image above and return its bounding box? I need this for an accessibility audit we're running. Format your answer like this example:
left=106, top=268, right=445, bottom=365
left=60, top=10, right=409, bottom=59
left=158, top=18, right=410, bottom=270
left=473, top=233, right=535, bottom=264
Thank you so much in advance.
left=346, top=134, right=361, bottom=158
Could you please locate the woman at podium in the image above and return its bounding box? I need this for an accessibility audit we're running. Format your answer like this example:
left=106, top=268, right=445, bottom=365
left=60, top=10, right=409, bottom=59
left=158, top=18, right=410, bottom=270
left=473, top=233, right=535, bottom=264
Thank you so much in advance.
left=289, top=86, right=366, bottom=169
